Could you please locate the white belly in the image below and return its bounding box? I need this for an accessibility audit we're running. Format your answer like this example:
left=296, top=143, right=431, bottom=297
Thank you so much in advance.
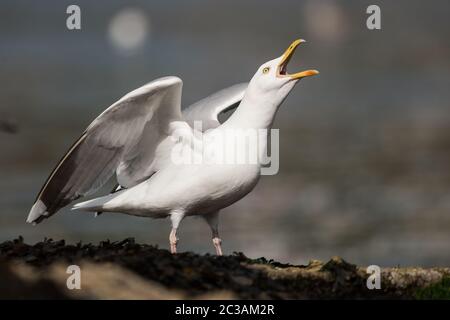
left=106, top=162, right=260, bottom=217
left=103, top=126, right=264, bottom=216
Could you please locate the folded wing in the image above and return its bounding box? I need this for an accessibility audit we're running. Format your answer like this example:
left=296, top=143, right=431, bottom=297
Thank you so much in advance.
left=27, top=76, right=183, bottom=224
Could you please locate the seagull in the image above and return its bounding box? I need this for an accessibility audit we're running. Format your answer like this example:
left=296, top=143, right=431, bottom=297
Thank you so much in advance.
left=27, top=39, right=318, bottom=255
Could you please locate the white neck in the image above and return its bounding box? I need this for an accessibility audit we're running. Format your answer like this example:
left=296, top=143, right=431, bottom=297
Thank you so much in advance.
left=222, top=86, right=280, bottom=130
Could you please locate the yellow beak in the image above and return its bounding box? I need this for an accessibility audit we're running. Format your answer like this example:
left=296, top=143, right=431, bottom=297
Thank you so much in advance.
left=278, top=39, right=319, bottom=80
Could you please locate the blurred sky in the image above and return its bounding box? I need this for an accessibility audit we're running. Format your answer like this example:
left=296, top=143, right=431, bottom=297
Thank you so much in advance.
left=1, top=0, right=450, bottom=266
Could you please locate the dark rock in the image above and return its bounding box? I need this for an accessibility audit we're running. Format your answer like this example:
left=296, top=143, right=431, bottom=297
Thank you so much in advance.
left=1, top=237, right=449, bottom=299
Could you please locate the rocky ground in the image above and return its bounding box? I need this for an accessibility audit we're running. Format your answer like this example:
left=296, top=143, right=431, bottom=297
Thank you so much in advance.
left=1, top=237, right=449, bottom=299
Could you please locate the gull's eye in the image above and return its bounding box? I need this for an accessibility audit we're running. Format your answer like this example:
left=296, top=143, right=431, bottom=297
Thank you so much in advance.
left=262, top=67, right=270, bottom=74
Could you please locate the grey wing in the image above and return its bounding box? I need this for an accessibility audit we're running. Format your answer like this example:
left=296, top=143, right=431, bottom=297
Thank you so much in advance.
left=182, top=83, right=247, bottom=131
left=27, top=76, right=183, bottom=224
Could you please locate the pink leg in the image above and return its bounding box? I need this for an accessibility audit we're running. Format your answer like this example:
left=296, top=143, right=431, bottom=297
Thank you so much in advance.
left=169, top=228, right=178, bottom=254
left=169, top=210, right=184, bottom=254
left=212, top=237, right=223, bottom=256
left=203, top=211, right=223, bottom=256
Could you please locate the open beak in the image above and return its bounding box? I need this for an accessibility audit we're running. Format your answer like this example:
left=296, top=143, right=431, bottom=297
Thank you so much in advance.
left=277, top=39, right=319, bottom=80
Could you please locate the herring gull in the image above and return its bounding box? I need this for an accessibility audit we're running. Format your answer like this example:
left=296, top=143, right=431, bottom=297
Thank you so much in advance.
left=27, top=39, right=318, bottom=255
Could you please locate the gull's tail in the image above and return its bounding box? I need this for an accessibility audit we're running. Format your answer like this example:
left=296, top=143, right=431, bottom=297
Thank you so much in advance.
left=71, top=193, right=116, bottom=212
left=72, top=184, right=128, bottom=213
left=95, top=184, right=124, bottom=217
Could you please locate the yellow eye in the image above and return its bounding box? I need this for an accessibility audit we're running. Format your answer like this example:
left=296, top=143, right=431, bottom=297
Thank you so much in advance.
left=262, top=67, right=270, bottom=74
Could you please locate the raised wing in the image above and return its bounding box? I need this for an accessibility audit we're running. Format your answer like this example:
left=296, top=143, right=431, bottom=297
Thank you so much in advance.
left=27, top=76, right=183, bottom=224
left=182, top=83, right=247, bottom=131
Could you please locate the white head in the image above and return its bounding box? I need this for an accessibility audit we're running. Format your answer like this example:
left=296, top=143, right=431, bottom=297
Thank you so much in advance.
left=224, top=39, right=319, bottom=129
left=246, top=39, right=319, bottom=108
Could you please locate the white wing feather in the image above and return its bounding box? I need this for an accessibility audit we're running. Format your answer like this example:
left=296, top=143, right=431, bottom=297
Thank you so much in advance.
left=182, top=83, right=247, bottom=131
left=28, top=79, right=248, bottom=224
left=27, top=76, right=182, bottom=224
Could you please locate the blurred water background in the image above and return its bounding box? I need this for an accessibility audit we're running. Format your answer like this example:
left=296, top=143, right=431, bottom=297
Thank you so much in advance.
left=1, top=0, right=450, bottom=267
